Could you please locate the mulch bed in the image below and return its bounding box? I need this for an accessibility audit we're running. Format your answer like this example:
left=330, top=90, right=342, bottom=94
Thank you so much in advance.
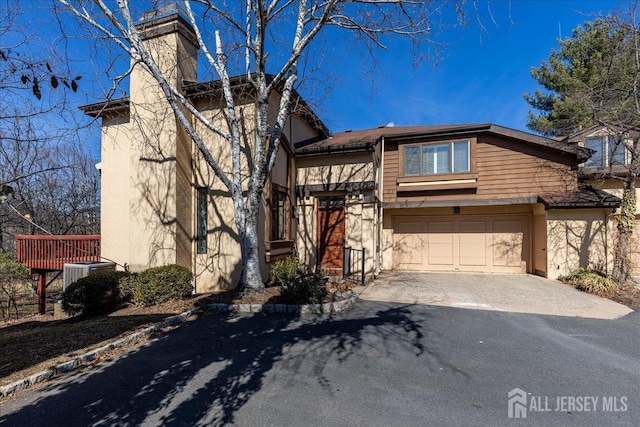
left=609, top=282, right=640, bottom=308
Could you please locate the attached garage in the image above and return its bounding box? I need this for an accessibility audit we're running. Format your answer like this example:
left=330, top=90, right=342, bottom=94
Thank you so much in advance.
left=393, top=214, right=531, bottom=273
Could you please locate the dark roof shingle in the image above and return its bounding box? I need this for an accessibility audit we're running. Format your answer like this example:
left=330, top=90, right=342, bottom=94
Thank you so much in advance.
left=538, top=185, right=621, bottom=209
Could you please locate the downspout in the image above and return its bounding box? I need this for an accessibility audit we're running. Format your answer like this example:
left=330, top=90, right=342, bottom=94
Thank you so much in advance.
left=378, top=136, right=385, bottom=274
left=605, top=209, right=618, bottom=275
left=192, top=150, right=199, bottom=292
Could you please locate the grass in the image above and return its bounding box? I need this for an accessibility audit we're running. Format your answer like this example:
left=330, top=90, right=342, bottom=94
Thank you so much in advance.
left=0, top=297, right=205, bottom=387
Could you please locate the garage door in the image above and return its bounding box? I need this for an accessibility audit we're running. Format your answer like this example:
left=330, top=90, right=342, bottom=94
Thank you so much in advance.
left=393, top=215, right=530, bottom=273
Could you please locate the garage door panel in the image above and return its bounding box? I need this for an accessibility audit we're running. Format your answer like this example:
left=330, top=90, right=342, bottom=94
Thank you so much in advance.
left=427, top=221, right=454, bottom=266
left=459, top=221, right=488, bottom=266
left=393, top=221, right=423, bottom=267
left=492, top=220, right=524, bottom=268
left=393, top=215, right=530, bottom=273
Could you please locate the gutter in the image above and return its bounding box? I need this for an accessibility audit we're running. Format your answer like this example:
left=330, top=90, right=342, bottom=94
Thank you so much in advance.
left=294, top=141, right=376, bottom=157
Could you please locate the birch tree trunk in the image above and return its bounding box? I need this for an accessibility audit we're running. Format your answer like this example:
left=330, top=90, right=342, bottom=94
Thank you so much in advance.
left=58, top=0, right=467, bottom=292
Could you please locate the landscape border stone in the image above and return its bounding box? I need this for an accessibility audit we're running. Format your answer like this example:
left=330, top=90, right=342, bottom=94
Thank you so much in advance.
left=0, top=294, right=357, bottom=399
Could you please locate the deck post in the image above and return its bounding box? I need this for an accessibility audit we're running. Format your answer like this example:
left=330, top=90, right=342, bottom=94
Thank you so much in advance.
left=37, top=271, right=46, bottom=315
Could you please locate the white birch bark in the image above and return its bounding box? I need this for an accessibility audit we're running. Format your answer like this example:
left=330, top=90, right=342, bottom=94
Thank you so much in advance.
left=58, top=0, right=451, bottom=291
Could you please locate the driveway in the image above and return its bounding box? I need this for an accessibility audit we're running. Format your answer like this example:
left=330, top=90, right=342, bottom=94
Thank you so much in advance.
left=1, top=301, right=638, bottom=426
left=359, top=271, right=633, bottom=319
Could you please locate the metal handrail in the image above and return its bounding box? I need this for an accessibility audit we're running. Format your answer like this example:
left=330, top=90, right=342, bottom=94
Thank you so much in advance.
left=343, top=246, right=365, bottom=285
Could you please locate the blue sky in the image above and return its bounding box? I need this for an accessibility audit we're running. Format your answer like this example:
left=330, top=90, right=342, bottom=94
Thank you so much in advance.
left=6, top=0, right=625, bottom=159
left=312, top=0, right=622, bottom=133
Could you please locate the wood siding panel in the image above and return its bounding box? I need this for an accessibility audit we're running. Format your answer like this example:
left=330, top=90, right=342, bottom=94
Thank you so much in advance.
left=383, top=134, right=578, bottom=204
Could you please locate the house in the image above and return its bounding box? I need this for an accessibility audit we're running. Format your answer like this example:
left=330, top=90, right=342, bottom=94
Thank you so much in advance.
left=81, top=7, right=631, bottom=293
left=297, top=125, right=621, bottom=281
left=562, top=127, right=640, bottom=280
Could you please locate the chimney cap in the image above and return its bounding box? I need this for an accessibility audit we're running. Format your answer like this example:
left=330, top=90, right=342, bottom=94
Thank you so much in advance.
left=139, top=2, right=189, bottom=24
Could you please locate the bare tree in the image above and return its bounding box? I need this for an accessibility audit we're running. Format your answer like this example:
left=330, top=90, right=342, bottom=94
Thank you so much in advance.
left=1, top=1, right=99, bottom=252
left=58, top=0, right=476, bottom=292
left=0, top=115, right=100, bottom=252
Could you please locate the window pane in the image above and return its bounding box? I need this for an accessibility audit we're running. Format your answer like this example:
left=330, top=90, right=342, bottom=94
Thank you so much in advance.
left=404, top=146, right=420, bottom=175
left=271, top=190, right=287, bottom=240
left=608, top=136, right=626, bottom=166
left=585, top=137, right=603, bottom=167
left=197, top=188, right=207, bottom=254
left=422, top=145, right=436, bottom=174
left=453, top=141, right=470, bottom=172
left=278, top=193, right=286, bottom=239
left=435, top=144, right=450, bottom=173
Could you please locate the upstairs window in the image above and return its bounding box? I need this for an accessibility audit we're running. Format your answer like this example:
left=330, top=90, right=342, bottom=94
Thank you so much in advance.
left=403, top=141, right=470, bottom=176
left=584, top=135, right=627, bottom=168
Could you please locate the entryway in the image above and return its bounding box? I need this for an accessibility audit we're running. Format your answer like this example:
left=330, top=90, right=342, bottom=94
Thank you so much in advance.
left=317, top=198, right=345, bottom=275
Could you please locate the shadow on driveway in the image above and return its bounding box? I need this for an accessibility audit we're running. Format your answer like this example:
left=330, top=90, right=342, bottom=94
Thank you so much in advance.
left=0, top=304, right=446, bottom=426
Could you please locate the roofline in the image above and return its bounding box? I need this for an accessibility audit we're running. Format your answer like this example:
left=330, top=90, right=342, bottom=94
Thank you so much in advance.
left=79, top=75, right=330, bottom=139
left=537, top=195, right=621, bottom=210
left=183, top=74, right=330, bottom=138
left=307, top=123, right=588, bottom=160
left=79, top=97, right=130, bottom=118
left=295, top=141, right=375, bottom=157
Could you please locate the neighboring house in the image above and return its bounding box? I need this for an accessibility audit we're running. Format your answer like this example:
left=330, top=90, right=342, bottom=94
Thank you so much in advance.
left=302, top=125, right=620, bottom=281
left=563, top=127, right=640, bottom=280
left=82, top=8, right=628, bottom=293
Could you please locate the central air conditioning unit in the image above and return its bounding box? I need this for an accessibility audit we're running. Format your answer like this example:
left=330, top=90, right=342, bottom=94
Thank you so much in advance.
left=63, top=262, right=116, bottom=291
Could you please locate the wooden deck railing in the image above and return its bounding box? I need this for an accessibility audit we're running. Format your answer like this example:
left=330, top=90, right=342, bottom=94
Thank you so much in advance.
left=16, top=235, right=101, bottom=272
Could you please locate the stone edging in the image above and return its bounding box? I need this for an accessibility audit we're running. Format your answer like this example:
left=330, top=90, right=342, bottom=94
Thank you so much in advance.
left=0, top=293, right=357, bottom=399
left=203, top=290, right=357, bottom=315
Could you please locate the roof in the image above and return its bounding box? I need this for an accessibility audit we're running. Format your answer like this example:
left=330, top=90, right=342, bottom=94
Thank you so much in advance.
left=79, top=97, right=130, bottom=118
left=295, top=123, right=591, bottom=160
left=79, top=75, right=330, bottom=139
left=538, top=185, right=621, bottom=209
left=562, top=124, right=640, bottom=145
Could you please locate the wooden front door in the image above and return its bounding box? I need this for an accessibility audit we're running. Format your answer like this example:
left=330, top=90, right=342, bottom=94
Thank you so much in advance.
left=317, top=198, right=345, bottom=275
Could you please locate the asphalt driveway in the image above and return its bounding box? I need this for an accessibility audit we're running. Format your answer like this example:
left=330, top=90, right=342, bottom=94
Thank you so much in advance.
left=1, top=301, right=638, bottom=426
left=359, top=271, right=633, bottom=319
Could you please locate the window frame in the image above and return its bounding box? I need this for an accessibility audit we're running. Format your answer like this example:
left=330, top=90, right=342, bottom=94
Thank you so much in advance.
left=196, top=187, right=208, bottom=254
left=270, top=187, right=288, bottom=241
left=402, top=139, right=471, bottom=177
left=584, top=135, right=628, bottom=168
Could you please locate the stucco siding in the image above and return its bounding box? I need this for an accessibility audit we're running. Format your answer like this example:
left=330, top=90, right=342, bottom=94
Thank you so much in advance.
left=545, top=209, right=609, bottom=280
left=296, top=153, right=374, bottom=187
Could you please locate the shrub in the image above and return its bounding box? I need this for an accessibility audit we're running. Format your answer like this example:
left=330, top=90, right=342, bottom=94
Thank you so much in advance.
left=61, top=271, right=130, bottom=316
left=0, top=253, right=31, bottom=320
left=118, top=272, right=139, bottom=302
left=270, top=256, right=301, bottom=285
left=278, top=272, right=327, bottom=305
left=559, top=267, right=618, bottom=298
left=130, top=264, right=193, bottom=306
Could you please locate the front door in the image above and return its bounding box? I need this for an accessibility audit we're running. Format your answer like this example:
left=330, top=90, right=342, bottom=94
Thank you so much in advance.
left=317, top=198, right=345, bottom=275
